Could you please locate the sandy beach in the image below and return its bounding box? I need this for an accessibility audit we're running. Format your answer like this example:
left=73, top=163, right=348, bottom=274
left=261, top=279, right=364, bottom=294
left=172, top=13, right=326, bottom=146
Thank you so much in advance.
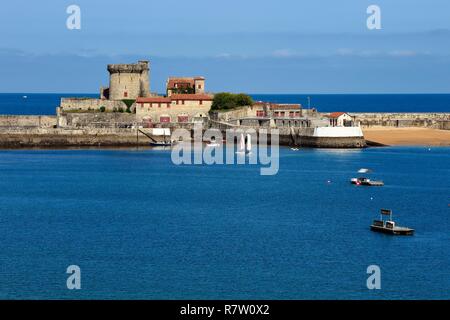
left=363, top=127, right=450, bottom=146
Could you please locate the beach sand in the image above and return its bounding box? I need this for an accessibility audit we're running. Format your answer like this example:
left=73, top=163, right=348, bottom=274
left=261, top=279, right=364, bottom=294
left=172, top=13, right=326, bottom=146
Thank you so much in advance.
left=363, top=127, right=450, bottom=146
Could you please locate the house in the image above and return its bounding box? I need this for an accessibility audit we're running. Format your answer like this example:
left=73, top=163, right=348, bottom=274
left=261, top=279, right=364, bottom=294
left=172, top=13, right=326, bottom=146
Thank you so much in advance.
left=166, top=77, right=205, bottom=96
left=328, top=112, right=354, bottom=127
left=135, top=93, right=213, bottom=125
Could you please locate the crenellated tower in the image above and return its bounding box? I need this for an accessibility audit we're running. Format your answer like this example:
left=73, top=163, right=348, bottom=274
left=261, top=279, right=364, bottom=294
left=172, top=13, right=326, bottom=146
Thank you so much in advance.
left=107, top=60, right=150, bottom=100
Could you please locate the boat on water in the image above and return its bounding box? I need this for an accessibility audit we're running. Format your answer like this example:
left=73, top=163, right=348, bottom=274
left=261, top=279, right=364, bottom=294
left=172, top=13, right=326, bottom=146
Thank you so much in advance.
left=370, top=209, right=414, bottom=235
left=147, top=128, right=172, bottom=147
left=150, top=141, right=172, bottom=147
left=235, top=133, right=252, bottom=154
left=236, top=133, right=246, bottom=154
left=246, top=133, right=252, bottom=155
left=350, top=177, right=384, bottom=186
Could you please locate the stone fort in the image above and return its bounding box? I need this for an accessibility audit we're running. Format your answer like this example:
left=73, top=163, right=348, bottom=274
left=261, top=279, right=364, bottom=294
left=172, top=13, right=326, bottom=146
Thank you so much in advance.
left=58, top=60, right=212, bottom=125
left=101, top=60, right=151, bottom=100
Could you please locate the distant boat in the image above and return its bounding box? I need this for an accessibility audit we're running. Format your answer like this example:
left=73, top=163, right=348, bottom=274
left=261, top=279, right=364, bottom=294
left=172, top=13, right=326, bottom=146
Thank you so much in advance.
left=236, top=133, right=245, bottom=154
left=149, top=141, right=171, bottom=147
left=291, top=147, right=299, bottom=151
left=246, top=134, right=252, bottom=155
left=22, top=95, right=27, bottom=99
left=351, top=177, right=384, bottom=186
left=358, top=168, right=371, bottom=173
left=370, top=209, right=414, bottom=235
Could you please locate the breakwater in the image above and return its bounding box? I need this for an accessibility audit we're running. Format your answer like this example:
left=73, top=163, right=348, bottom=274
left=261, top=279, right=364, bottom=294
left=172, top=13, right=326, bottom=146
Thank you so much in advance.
left=0, top=128, right=149, bottom=148
left=11, top=112, right=450, bottom=149
left=352, top=112, right=450, bottom=130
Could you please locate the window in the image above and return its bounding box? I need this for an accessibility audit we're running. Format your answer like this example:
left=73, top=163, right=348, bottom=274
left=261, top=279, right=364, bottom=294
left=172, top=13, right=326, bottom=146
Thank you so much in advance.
left=182, top=100, right=185, bottom=105
left=158, top=103, right=161, bottom=108
left=198, top=84, right=202, bottom=89
left=167, top=103, right=170, bottom=108
left=178, top=115, right=189, bottom=123
left=199, top=100, right=203, bottom=105
left=124, top=92, right=128, bottom=98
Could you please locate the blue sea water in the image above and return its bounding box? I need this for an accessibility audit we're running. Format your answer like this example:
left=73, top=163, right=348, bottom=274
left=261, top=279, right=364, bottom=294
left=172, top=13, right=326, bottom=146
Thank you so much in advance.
left=0, top=146, right=449, bottom=299
left=1, top=93, right=450, bottom=115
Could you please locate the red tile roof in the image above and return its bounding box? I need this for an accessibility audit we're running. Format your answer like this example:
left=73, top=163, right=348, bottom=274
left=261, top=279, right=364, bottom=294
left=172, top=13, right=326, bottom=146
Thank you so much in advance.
left=136, top=97, right=171, bottom=103
left=167, top=78, right=195, bottom=88
left=329, top=112, right=347, bottom=118
left=270, top=104, right=301, bottom=110
left=170, top=94, right=213, bottom=101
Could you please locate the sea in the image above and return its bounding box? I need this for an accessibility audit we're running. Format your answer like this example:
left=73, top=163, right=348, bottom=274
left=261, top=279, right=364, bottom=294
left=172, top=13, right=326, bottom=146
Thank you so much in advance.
left=0, top=93, right=450, bottom=115
left=0, top=93, right=449, bottom=299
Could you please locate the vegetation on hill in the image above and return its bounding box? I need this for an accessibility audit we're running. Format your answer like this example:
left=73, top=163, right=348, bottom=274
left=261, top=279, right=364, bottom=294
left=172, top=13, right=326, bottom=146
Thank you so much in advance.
left=211, top=93, right=254, bottom=111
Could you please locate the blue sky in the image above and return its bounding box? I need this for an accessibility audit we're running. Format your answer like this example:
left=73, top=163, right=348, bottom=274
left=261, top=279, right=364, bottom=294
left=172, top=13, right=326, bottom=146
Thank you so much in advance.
left=1, top=0, right=450, bottom=93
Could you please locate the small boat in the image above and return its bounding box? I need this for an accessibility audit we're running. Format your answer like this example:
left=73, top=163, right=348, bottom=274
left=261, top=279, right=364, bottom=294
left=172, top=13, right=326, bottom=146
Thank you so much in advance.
left=358, top=168, right=371, bottom=173
left=150, top=141, right=171, bottom=147
left=22, top=95, right=27, bottom=99
left=291, top=147, right=299, bottom=151
left=246, top=134, right=252, bottom=155
left=370, top=209, right=414, bottom=235
left=236, top=133, right=245, bottom=154
left=351, top=177, right=384, bottom=186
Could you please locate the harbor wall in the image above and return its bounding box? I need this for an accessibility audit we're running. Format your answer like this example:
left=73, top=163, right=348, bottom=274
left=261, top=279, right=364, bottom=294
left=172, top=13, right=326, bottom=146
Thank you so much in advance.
left=0, top=126, right=366, bottom=148
left=58, top=112, right=136, bottom=128
left=0, top=115, right=57, bottom=128
left=352, top=112, right=450, bottom=130
left=60, top=98, right=129, bottom=113
left=0, top=128, right=150, bottom=148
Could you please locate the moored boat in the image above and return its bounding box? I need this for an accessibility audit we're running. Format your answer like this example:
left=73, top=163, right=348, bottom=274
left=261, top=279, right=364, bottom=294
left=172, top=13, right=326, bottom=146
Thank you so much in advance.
left=370, top=209, right=414, bottom=235
left=351, top=177, right=384, bottom=186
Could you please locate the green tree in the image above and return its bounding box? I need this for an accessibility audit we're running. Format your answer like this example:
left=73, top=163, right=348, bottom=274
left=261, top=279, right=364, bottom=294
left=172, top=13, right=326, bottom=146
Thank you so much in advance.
left=211, top=93, right=253, bottom=111
left=234, top=93, right=253, bottom=107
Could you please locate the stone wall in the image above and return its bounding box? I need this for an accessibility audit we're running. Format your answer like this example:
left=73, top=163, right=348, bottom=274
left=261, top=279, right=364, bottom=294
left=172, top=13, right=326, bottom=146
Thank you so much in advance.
left=352, top=112, right=450, bottom=129
left=0, top=128, right=151, bottom=148
left=136, top=101, right=211, bottom=123
left=0, top=115, right=57, bottom=128
left=60, top=98, right=129, bottom=113
left=210, top=107, right=253, bottom=122
left=58, top=112, right=137, bottom=128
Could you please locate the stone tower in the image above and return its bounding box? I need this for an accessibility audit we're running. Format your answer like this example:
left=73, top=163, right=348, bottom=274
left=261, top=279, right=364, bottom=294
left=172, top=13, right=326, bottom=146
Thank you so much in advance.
left=194, top=77, right=205, bottom=94
left=107, top=60, right=150, bottom=100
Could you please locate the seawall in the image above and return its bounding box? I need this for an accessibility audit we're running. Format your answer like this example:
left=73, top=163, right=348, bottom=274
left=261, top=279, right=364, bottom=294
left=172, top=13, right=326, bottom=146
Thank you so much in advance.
left=0, top=114, right=366, bottom=149
left=0, top=128, right=150, bottom=148
left=352, top=112, right=450, bottom=130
